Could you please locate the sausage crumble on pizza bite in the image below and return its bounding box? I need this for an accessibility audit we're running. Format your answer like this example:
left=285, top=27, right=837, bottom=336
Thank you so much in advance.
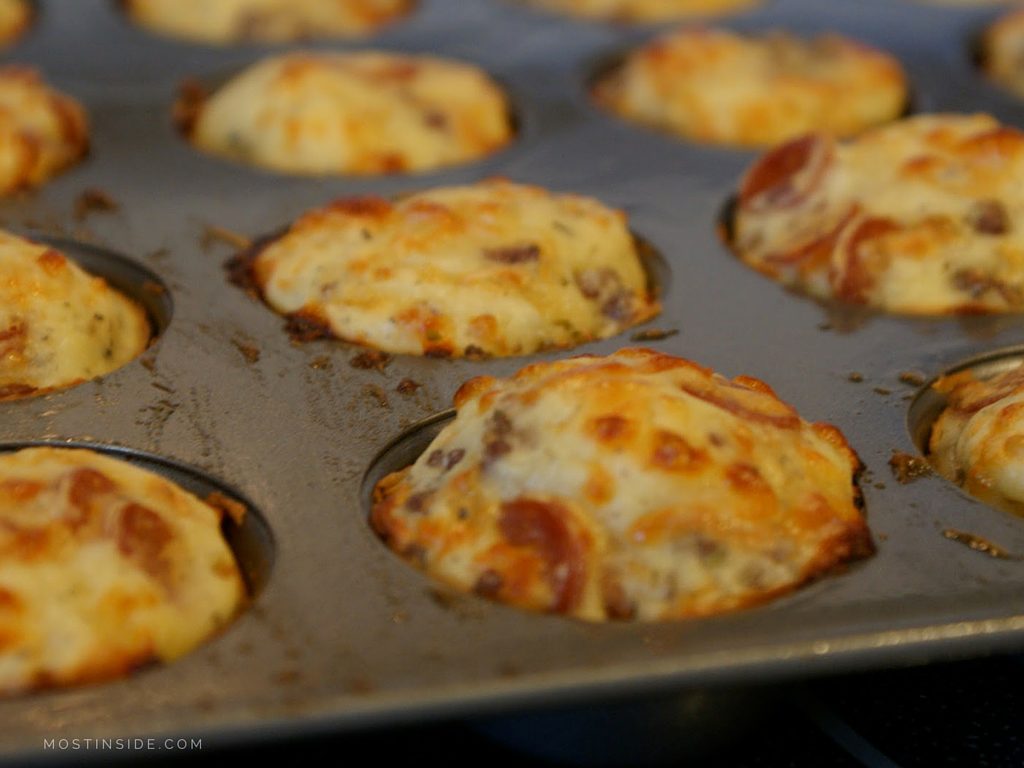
left=177, top=51, right=513, bottom=176
left=0, top=231, right=150, bottom=401
left=372, top=348, right=872, bottom=622
left=929, top=362, right=1024, bottom=516
left=122, top=0, right=414, bottom=43
left=228, top=179, right=660, bottom=357
left=593, top=27, right=907, bottom=147
left=0, top=447, right=246, bottom=694
left=521, top=0, right=760, bottom=23
left=730, top=113, right=1024, bottom=314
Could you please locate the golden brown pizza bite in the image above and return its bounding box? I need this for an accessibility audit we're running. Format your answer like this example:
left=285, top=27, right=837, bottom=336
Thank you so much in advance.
left=0, top=0, right=30, bottom=47
left=0, top=447, right=245, bottom=694
left=593, top=28, right=908, bottom=147
left=521, top=0, right=760, bottom=22
left=730, top=113, right=1024, bottom=314
left=122, top=0, right=414, bottom=43
left=178, top=52, right=513, bottom=176
left=983, top=9, right=1024, bottom=98
left=371, top=348, right=872, bottom=622
left=916, top=0, right=1010, bottom=5
left=231, top=179, right=659, bottom=357
left=0, top=231, right=150, bottom=401
left=0, top=67, right=87, bottom=194
left=929, top=363, right=1024, bottom=515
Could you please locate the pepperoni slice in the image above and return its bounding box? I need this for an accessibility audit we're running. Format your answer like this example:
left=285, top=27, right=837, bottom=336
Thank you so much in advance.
left=67, top=468, right=115, bottom=526
left=832, top=217, right=901, bottom=303
left=678, top=376, right=800, bottom=430
left=764, top=206, right=858, bottom=268
left=739, top=135, right=834, bottom=213
left=499, top=498, right=587, bottom=613
left=941, top=367, right=1024, bottom=415
left=117, top=503, right=173, bottom=586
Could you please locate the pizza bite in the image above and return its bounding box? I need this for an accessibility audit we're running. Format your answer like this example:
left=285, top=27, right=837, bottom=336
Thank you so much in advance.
left=929, top=362, right=1024, bottom=515
left=229, top=179, right=659, bottom=357
left=122, top=0, right=414, bottom=43
left=0, top=0, right=30, bottom=47
left=731, top=114, right=1024, bottom=314
left=593, top=27, right=907, bottom=147
left=177, top=52, right=513, bottom=176
left=372, top=348, right=872, bottom=622
left=0, top=67, right=87, bottom=195
left=0, top=231, right=150, bottom=401
left=0, top=447, right=246, bottom=694
left=521, top=0, right=760, bottom=23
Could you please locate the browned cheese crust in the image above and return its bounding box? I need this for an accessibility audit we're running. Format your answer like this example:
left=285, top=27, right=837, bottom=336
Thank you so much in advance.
left=929, top=363, right=1024, bottom=515
left=983, top=8, right=1024, bottom=99
left=0, top=67, right=87, bottom=195
left=594, top=27, right=907, bottom=147
left=230, top=179, right=659, bottom=357
left=123, top=0, right=415, bottom=43
left=372, top=348, right=872, bottom=622
left=0, top=448, right=245, bottom=694
left=522, top=0, right=761, bottom=23
left=731, top=114, right=1024, bottom=314
left=178, top=52, right=513, bottom=176
left=0, top=231, right=150, bottom=401
left=0, top=0, right=31, bottom=48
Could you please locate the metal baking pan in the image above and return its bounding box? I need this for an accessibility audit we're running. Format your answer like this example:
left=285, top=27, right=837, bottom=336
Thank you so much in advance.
left=4, top=0, right=1024, bottom=760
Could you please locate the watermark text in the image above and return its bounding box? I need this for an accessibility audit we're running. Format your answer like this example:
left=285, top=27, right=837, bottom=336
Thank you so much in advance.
left=43, top=737, right=202, bottom=752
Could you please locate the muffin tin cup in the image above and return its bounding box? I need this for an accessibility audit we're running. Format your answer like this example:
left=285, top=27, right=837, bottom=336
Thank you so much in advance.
left=5, top=0, right=1024, bottom=758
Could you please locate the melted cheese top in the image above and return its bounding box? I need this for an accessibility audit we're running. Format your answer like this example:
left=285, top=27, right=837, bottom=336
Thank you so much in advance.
left=732, top=114, right=1024, bottom=314
left=594, top=28, right=907, bottom=147
left=0, top=230, right=150, bottom=400
left=523, top=0, right=760, bottom=22
left=930, top=364, right=1024, bottom=515
left=248, top=179, right=659, bottom=357
left=186, top=52, right=513, bottom=175
left=0, top=67, right=88, bottom=195
left=124, top=0, right=414, bottom=43
left=372, top=348, right=871, bottom=622
left=0, top=447, right=245, bottom=694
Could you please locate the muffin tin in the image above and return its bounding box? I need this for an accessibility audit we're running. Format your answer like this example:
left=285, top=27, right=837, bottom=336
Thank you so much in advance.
left=4, top=0, right=1024, bottom=759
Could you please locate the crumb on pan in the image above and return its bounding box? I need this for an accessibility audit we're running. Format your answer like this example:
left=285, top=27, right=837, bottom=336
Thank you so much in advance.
left=631, top=328, right=679, bottom=342
left=942, top=528, right=1017, bottom=560
left=74, top=188, right=119, bottom=221
left=350, top=350, right=391, bottom=372
left=396, top=378, right=421, bottom=394
left=202, top=225, right=251, bottom=252
left=888, top=451, right=932, bottom=484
